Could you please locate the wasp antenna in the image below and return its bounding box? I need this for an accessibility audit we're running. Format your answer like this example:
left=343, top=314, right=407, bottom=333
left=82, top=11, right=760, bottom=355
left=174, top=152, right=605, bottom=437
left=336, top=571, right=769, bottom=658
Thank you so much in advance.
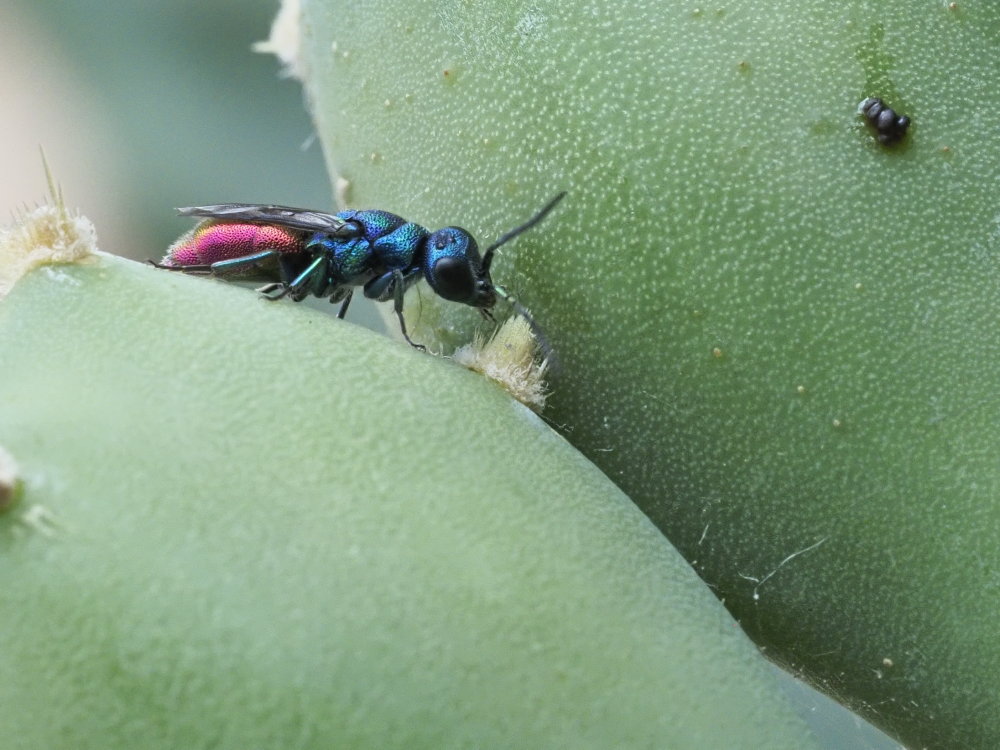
left=493, top=283, right=557, bottom=369
left=482, top=191, right=566, bottom=273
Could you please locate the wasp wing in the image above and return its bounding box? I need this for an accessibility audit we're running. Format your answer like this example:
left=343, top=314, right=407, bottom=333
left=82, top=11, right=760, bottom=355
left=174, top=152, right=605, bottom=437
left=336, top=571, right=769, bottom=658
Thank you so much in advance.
left=177, top=204, right=355, bottom=236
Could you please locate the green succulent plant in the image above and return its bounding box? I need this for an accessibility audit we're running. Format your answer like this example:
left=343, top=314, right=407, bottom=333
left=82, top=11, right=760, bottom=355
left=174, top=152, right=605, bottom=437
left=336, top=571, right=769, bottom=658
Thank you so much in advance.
left=295, top=0, right=1000, bottom=747
left=4, top=0, right=995, bottom=744
left=0, top=203, right=826, bottom=747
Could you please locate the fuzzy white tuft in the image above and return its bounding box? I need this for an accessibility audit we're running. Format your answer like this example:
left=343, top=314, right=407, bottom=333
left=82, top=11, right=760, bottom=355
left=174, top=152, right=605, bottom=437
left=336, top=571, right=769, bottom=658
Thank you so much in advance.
left=0, top=171, right=97, bottom=300
left=453, top=316, right=550, bottom=411
left=253, top=0, right=304, bottom=79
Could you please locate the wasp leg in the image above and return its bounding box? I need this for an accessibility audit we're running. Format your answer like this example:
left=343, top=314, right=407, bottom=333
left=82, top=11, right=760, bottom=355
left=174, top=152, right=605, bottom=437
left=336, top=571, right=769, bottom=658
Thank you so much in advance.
left=308, top=257, right=331, bottom=299
left=285, top=255, right=328, bottom=302
left=363, top=266, right=421, bottom=302
left=391, top=268, right=424, bottom=351
left=326, top=285, right=353, bottom=317
left=258, top=253, right=327, bottom=301
left=151, top=250, right=281, bottom=277
left=149, top=259, right=214, bottom=275
left=256, top=282, right=288, bottom=300
left=207, top=250, right=281, bottom=276
left=335, top=290, right=353, bottom=319
left=263, top=254, right=310, bottom=300
left=363, top=268, right=424, bottom=349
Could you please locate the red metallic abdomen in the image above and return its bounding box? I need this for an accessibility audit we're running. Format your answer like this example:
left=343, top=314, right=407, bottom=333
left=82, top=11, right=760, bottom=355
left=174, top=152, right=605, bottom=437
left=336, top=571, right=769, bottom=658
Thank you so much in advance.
left=163, top=221, right=304, bottom=266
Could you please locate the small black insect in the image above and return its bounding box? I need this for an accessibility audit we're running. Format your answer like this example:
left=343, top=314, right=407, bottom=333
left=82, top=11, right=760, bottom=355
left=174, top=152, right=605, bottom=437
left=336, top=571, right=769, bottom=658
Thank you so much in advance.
left=860, top=97, right=910, bottom=146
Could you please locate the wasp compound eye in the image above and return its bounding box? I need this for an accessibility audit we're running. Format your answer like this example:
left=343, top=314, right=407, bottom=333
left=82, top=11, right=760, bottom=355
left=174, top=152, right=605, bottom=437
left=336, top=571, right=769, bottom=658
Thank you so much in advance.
left=860, top=97, right=910, bottom=146
left=428, top=255, right=477, bottom=303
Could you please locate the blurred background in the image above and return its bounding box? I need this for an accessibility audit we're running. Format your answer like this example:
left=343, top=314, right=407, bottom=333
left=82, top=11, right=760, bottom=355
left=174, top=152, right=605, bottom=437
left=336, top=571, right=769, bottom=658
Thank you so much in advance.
left=0, top=3, right=902, bottom=746
left=2, top=0, right=389, bottom=326
left=2, top=0, right=330, bottom=259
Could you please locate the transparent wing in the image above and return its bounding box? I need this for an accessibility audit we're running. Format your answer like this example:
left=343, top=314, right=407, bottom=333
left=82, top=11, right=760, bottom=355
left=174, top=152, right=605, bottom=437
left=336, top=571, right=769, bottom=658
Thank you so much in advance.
left=176, top=203, right=354, bottom=235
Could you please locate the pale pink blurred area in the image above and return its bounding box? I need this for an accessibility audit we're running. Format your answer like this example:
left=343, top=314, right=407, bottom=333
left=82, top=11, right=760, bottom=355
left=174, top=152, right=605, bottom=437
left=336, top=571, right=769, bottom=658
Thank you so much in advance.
left=0, top=5, right=141, bottom=257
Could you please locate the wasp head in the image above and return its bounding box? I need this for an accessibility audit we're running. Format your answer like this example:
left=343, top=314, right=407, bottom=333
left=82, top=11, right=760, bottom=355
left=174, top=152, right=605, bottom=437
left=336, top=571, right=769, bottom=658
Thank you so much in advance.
left=423, top=227, right=497, bottom=309
left=420, top=194, right=566, bottom=363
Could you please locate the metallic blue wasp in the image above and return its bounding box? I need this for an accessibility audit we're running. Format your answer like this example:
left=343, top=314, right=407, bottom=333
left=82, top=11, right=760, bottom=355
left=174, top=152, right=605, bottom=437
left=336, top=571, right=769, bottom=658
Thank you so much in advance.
left=154, top=193, right=566, bottom=356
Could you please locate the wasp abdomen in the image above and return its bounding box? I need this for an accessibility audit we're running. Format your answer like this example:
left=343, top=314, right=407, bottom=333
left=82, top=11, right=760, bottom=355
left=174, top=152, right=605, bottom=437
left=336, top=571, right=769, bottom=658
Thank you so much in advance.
left=860, top=97, right=910, bottom=146
left=163, top=221, right=303, bottom=267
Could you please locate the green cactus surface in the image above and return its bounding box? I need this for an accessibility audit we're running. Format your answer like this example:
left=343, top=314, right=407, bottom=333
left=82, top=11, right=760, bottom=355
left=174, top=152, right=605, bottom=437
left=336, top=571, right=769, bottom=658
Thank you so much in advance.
left=0, top=253, right=824, bottom=748
left=298, top=1, right=1000, bottom=747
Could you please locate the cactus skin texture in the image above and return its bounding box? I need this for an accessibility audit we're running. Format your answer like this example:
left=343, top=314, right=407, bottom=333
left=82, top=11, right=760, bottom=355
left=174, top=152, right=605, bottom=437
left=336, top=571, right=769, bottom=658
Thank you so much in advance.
left=298, top=1, right=1000, bottom=747
left=0, top=253, right=823, bottom=749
